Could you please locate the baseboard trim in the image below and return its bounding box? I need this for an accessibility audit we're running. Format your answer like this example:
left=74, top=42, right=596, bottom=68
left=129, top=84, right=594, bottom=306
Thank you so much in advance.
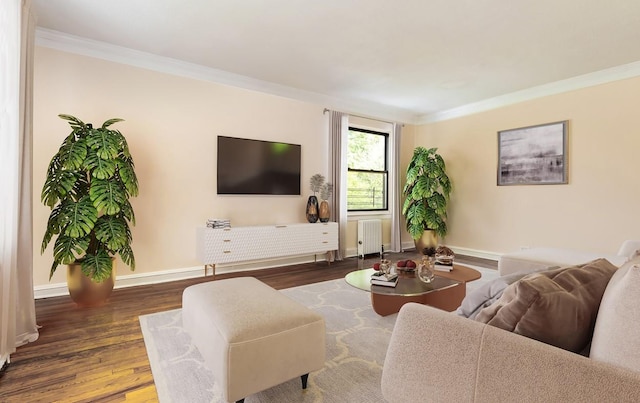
left=34, top=247, right=500, bottom=299
left=400, top=241, right=501, bottom=261
left=33, top=254, right=330, bottom=299
left=447, top=246, right=501, bottom=261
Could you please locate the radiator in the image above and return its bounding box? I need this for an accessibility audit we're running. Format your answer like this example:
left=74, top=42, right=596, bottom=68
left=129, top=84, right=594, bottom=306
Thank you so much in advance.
left=357, top=219, right=382, bottom=258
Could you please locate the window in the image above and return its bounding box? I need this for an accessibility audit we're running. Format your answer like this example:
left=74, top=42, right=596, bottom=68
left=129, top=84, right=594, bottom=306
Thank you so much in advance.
left=347, top=127, right=388, bottom=211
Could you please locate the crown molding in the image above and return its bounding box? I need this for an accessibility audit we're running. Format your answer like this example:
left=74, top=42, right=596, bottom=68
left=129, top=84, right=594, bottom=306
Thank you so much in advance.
left=35, top=28, right=418, bottom=124
left=418, top=61, right=640, bottom=124
left=36, top=28, right=640, bottom=127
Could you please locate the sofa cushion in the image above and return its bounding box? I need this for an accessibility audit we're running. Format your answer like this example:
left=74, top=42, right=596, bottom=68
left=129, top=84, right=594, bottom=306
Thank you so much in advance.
left=456, top=271, right=536, bottom=320
left=475, top=258, right=618, bottom=353
left=590, top=258, right=640, bottom=371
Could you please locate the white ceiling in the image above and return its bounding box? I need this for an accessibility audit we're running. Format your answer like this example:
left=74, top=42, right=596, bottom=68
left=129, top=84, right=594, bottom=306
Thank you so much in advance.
left=32, top=0, right=640, bottom=123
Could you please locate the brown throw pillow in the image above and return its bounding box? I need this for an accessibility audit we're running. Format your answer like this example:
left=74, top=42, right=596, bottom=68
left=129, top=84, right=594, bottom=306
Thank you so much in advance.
left=475, top=258, right=618, bottom=352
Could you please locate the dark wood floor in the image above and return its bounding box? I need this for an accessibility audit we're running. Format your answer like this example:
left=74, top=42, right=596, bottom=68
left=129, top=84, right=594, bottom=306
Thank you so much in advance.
left=0, top=251, right=495, bottom=402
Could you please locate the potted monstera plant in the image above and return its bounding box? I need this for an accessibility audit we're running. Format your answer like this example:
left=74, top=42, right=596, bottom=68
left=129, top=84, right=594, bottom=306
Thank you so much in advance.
left=41, top=114, right=138, bottom=306
left=402, top=147, right=451, bottom=255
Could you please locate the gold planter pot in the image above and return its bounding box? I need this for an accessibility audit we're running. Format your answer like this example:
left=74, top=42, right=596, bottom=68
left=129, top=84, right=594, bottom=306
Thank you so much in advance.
left=67, top=260, right=116, bottom=307
left=414, top=230, right=438, bottom=256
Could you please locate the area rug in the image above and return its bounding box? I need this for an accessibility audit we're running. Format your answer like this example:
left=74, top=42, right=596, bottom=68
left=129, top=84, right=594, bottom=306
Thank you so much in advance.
left=139, top=266, right=498, bottom=403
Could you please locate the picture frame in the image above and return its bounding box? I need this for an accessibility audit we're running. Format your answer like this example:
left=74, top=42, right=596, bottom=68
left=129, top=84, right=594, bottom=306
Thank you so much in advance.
left=497, top=121, right=568, bottom=186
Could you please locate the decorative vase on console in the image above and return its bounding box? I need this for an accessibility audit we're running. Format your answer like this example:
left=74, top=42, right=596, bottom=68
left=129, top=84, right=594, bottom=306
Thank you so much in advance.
left=306, top=195, right=319, bottom=223
left=307, top=174, right=324, bottom=223
left=318, top=182, right=333, bottom=223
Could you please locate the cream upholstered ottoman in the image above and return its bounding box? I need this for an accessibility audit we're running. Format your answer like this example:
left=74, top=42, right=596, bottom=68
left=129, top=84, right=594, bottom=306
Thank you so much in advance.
left=182, top=277, right=325, bottom=403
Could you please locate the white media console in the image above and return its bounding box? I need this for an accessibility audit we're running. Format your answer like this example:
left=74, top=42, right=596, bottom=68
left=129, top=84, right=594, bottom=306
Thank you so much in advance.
left=196, top=222, right=339, bottom=277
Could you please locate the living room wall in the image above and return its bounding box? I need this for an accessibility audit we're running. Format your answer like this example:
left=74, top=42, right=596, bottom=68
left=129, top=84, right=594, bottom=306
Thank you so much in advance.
left=414, top=76, right=640, bottom=257
left=32, top=46, right=339, bottom=290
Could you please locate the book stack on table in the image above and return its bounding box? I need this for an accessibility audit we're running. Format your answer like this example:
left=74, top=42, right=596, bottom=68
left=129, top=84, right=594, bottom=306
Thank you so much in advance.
left=434, top=246, right=455, bottom=272
left=370, top=271, right=399, bottom=287
left=434, top=256, right=454, bottom=272
left=434, top=262, right=453, bottom=272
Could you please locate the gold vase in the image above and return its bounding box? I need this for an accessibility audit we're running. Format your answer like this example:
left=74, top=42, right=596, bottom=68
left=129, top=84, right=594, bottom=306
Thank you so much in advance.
left=67, top=260, right=116, bottom=307
left=414, top=230, right=438, bottom=256
left=319, top=200, right=330, bottom=222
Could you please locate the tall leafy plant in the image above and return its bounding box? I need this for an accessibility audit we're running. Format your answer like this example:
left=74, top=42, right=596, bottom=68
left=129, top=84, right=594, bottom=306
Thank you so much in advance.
left=41, top=115, right=139, bottom=282
left=402, top=147, right=451, bottom=239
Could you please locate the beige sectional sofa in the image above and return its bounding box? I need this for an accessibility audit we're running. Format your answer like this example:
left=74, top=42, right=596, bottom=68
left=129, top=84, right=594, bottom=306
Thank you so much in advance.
left=381, top=256, right=640, bottom=402
left=498, top=239, right=640, bottom=276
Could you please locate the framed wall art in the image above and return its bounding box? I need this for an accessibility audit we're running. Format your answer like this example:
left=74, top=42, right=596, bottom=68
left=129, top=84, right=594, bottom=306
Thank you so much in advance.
left=497, top=120, right=568, bottom=186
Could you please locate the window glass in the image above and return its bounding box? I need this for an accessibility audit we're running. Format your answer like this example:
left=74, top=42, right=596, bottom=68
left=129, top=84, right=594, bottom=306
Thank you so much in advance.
left=347, top=127, right=388, bottom=211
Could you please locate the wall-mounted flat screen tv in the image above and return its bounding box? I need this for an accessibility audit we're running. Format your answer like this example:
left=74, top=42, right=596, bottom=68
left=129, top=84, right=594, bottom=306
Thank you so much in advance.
left=217, top=136, right=301, bottom=195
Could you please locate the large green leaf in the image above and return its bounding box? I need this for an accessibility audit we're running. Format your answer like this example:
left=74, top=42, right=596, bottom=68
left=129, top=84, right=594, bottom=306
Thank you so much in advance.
left=406, top=202, right=427, bottom=234
left=118, top=243, right=135, bottom=270
left=427, top=193, right=447, bottom=216
left=59, top=137, right=88, bottom=170
left=58, top=114, right=87, bottom=133
left=94, top=216, right=128, bottom=251
left=42, top=203, right=66, bottom=253
left=41, top=167, right=79, bottom=207
left=441, top=175, right=452, bottom=198
left=113, top=130, right=132, bottom=159
left=86, top=128, right=121, bottom=160
left=90, top=179, right=126, bottom=215
left=52, top=234, right=89, bottom=267
left=61, top=196, right=98, bottom=238
left=407, top=218, right=426, bottom=240
left=401, top=195, right=413, bottom=216
left=404, top=202, right=416, bottom=221
left=80, top=250, right=113, bottom=282
left=412, top=176, right=432, bottom=200
left=425, top=208, right=439, bottom=230
left=118, top=199, right=136, bottom=225
left=101, top=118, right=124, bottom=129
left=117, top=157, right=139, bottom=197
left=405, top=165, right=419, bottom=188
left=67, top=171, right=90, bottom=201
left=84, top=150, right=116, bottom=179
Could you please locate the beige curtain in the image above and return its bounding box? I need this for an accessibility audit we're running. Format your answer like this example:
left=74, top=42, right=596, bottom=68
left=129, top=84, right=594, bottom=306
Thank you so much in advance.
left=390, top=123, right=403, bottom=252
left=328, top=111, right=348, bottom=260
left=0, top=0, right=39, bottom=370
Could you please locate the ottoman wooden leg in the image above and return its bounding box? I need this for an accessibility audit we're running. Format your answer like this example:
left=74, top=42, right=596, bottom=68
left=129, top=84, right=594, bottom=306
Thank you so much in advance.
left=236, top=373, right=309, bottom=402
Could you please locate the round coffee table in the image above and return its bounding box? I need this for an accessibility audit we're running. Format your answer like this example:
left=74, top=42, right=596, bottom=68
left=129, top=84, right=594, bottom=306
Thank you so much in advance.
left=345, top=264, right=481, bottom=316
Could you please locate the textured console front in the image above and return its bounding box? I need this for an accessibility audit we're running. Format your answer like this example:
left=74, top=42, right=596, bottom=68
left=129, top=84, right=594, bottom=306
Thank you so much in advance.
left=196, top=222, right=338, bottom=265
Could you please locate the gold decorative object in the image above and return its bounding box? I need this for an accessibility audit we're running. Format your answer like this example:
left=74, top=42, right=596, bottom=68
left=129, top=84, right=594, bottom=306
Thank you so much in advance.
left=67, top=261, right=116, bottom=307
left=414, top=230, right=438, bottom=256
left=435, top=245, right=455, bottom=264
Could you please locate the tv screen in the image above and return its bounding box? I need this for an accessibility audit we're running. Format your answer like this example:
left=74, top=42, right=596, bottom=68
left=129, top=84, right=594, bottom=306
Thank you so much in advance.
left=217, top=136, right=301, bottom=195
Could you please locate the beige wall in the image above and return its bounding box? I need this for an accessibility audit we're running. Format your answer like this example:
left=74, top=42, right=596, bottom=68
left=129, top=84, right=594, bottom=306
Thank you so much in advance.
left=34, top=45, right=640, bottom=289
left=413, top=77, right=640, bottom=256
left=33, top=47, right=332, bottom=287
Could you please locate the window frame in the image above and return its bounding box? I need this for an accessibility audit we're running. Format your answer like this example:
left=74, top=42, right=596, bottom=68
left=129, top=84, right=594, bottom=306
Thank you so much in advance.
left=346, top=126, right=390, bottom=212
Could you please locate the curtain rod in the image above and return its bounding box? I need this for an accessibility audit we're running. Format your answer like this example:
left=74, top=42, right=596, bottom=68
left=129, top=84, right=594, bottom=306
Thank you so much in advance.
left=323, top=108, right=402, bottom=126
